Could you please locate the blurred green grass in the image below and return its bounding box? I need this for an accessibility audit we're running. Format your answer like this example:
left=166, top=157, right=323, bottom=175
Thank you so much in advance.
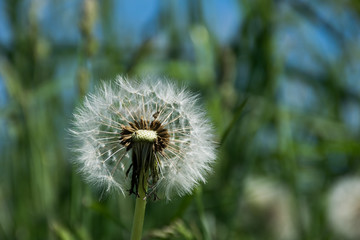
left=1, top=0, right=360, bottom=239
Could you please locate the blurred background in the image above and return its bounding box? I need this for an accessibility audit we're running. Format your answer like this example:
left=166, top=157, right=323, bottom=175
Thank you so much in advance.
left=1, top=0, right=360, bottom=239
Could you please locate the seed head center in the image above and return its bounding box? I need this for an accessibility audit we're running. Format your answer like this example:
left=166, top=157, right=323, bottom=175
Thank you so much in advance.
left=132, top=130, right=157, bottom=143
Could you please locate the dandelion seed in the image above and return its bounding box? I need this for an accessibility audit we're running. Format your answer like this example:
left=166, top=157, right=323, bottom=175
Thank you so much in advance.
left=70, top=76, right=216, bottom=200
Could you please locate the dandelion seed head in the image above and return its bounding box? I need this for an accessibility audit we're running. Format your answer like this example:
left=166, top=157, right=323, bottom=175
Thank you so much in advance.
left=71, top=76, right=216, bottom=199
left=328, top=177, right=360, bottom=239
left=240, top=177, right=298, bottom=240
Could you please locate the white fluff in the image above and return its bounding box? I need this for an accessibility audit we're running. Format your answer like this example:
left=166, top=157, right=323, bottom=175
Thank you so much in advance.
left=70, top=76, right=216, bottom=199
left=328, top=177, right=360, bottom=239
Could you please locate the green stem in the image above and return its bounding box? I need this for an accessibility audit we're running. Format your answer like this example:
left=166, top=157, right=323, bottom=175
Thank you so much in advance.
left=130, top=171, right=148, bottom=240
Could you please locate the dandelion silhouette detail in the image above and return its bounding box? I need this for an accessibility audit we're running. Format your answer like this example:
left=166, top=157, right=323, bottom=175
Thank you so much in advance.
left=71, top=76, right=216, bottom=199
left=328, top=177, right=360, bottom=239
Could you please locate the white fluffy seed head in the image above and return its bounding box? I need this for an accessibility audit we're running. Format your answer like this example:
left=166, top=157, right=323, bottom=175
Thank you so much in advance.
left=327, top=177, right=360, bottom=239
left=70, top=76, right=216, bottom=199
left=241, top=177, right=298, bottom=240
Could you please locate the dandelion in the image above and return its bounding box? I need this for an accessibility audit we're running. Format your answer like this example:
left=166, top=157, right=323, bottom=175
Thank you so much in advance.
left=240, top=177, right=298, bottom=240
left=327, top=177, right=360, bottom=239
left=70, top=76, right=216, bottom=239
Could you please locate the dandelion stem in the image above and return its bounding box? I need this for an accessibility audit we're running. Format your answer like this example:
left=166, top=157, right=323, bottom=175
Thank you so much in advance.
left=130, top=170, right=148, bottom=240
